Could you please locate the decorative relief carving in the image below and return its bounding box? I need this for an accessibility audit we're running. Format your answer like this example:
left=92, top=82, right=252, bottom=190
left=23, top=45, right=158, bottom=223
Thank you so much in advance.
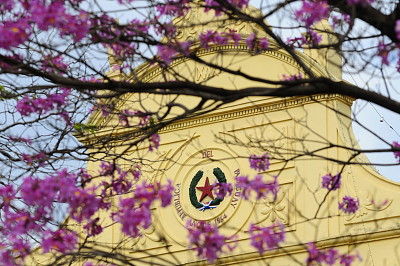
left=260, top=191, right=288, bottom=224
left=345, top=191, right=392, bottom=223
left=130, top=223, right=162, bottom=248
left=252, top=182, right=294, bottom=229
left=195, top=65, right=221, bottom=81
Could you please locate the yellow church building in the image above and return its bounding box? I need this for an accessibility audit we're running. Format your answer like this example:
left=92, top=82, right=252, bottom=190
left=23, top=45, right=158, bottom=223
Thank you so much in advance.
left=32, top=5, right=400, bottom=266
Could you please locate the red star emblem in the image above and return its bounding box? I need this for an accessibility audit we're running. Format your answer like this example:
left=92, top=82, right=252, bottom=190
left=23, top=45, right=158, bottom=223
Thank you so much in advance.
left=196, top=177, right=215, bottom=202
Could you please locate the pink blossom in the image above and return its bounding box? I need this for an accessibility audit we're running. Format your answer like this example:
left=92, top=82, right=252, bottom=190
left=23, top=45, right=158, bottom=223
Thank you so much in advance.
left=112, top=198, right=152, bottom=237
left=134, top=182, right=157, bottom=207
left=130, top=165, right=142, bottom=180
left=393, top=141, right=400, bottom=161
left=340, top=253, right=362, bottom=266
left=306, top=242, right=325, bottom=264
left=157, top=42, right=191, bottom=65
left=249, top=223, right=285, bottom=254
left=8, top=135, right=32, bottom=145
left=282, top=73, right=304, bottom=81
left=244, top=34, right=269, bottom=52
left=339, top=196, right=360, bottom=214
left=119, top=109, right=135, bottom=127
left=66, top=187, right=104, bottom=222
left=212, top=182, right=233, bottom=198
left=21, top=176, right=57, bottom=207
left=396, top=20, right=400, bottom=41
left=21, top=152, right=47, bottom=166
left=187, top=221, right=236, bottom=263
left=99, top=161, right=117, bottom=176
left=10, top=238, right=30, bottom=259
left=378, top=42, right=392, bottom=65
left=283, top=73, right=303, bottom=81
left=157, top=44, right=177, bottom=65
left=321, top=173, right=341, bottom=191
left=4, top=211, right=37, bottom=235
left=41, top=54, right=68, bottom=74
left=245, top=33, right=257, bottom=50
left=249, top=153, right=270, bottom=172
left=0, top=250, right=18, bottom=266
left=149, top=133, right=160, bottom=151
left=16, top=88, right=70, bottom=117
left=332, top=14, right=351, bottom=29
left=347, top=0, right=374, bottom=6
left=156, top=0, right=189, bottom=17
left=83, top=218, right=103, bottom=236
left=0, top=184, right=15, bottom=210
left=158, top=180, right=174, bottom=207
left=306, top=242, right=361, bottom=265
left=41, top=229, right=77, bottom=253
left=294, top=1, right=329, bottom=27
left=237, top=175, right=278, bottom=200
left=112, top=180, right=175, bottom=236
left=0, top=19, right=31, bottom=49
left=133, top=110, right=150, bottom=127
left=287, top=30, right=322, bottom=47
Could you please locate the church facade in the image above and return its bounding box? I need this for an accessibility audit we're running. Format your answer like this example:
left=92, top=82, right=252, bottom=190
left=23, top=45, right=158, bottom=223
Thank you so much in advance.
left=75, top=7, right=400, bottom=266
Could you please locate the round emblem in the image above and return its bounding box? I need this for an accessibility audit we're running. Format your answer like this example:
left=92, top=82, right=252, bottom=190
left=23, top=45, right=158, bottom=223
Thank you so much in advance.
left=156, top=147, right=255, bottom=245
left=189, top=167, right=226, bottom=211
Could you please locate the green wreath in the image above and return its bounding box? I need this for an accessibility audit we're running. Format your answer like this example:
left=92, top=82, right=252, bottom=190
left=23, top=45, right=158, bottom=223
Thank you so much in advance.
left=189, top=167, right=227, bottom=209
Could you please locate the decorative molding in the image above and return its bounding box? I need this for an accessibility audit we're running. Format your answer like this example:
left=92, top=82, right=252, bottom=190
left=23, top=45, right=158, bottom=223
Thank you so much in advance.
left=80, top=94, right=354, bottom=143
left=260, top=191, right=288, bottom=224
left=156, top=94, right=353, bottom=134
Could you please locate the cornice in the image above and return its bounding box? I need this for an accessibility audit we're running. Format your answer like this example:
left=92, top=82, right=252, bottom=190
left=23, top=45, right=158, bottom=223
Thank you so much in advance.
left=79, top=94, right=354, bottom=143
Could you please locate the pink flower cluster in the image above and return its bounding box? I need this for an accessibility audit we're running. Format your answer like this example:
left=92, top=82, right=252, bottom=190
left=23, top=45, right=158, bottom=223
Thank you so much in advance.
left=21, top=169, right=109, bottom=223
left=294, top=1, right=329, bottom=27
left=9, top=135, right=32, bottom=145
left=347, top=0, right=374, bottom=6
left=156, top=0, right=190, bottom=17
left=112, top=180, right=173, bottom=237
left=41, top=54, right=68, bottom=74
left=187, top=221, right=236, bottom=263
left=157, top=41, right=191, bottom=65
left=282, top=73, right=304, bottom=81
left=287, top=30, right=322, bottom=47
left=149, top=133, right=160, bottom=151
left=249, top=223, right=285, bottom=254
left=321, top=173, right=341, bottom=191
left=118, top=109, right=136, bottom=127
left=212, top=182, right=233, bottom=198
left=377, top=41, right=393, bottom=65
left=396, top=20, right=400, bottom=41
left=0, top=1, right=90, bottom=49
left=339, top=196, right=360, bottom=214
left=393, top=141, right=400, bottom=161
left=306, top=242, right=362, bottom=265
left=245, top=33, right=269, bottom=52
left=16, top=88, right=70, bottom=118
left=0, top=19, right=31, bottom=49
left=0, top=169, right=103, bottom=264
left=99, top=162, right=141, bottom=196
left=21, top=152, right=47, bottom=167
left=249, top=153, right=270, bottom=172
left=41, top=229, right=78, bottom=253
left=199, top=29, right=242, bottom=48
left=237, top=175, right=278, bottom=200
